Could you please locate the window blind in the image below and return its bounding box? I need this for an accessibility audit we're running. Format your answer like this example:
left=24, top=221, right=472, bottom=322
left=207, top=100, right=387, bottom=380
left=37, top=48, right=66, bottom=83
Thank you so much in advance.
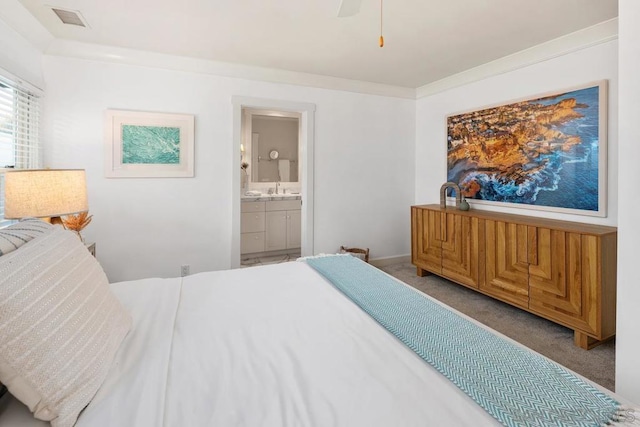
left=0, top=73, right=42, bottom=226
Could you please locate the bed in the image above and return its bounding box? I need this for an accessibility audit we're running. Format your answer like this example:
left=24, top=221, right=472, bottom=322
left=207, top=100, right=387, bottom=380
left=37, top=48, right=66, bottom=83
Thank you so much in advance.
left=0, top=220, right=637, bottom=427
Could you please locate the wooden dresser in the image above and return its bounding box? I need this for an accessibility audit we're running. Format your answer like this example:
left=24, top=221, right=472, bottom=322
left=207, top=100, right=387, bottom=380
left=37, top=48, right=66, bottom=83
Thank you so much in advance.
left=411, top=204, right=617, bottom=349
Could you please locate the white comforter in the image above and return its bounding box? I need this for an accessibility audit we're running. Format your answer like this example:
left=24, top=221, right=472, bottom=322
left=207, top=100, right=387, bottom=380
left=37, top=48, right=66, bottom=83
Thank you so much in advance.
left=5, top=260, right=596, bottom=426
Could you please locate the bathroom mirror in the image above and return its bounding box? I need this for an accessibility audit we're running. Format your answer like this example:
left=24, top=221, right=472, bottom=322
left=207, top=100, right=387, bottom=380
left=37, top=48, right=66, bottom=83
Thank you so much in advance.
left=242, top=109, right=300, bottom=184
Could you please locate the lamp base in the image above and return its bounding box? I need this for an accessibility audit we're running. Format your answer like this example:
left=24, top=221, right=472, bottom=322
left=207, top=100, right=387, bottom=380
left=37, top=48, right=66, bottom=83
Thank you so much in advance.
left=40, top=217, right=63, bottom=225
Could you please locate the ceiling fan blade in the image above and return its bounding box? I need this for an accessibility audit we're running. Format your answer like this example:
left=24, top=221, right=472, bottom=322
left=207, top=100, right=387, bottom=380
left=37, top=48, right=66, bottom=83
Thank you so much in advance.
left=337, top=0, right=362, bottom=17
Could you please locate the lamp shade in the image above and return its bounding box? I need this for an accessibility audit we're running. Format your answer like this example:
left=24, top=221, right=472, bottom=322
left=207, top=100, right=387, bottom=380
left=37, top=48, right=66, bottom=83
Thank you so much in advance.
left=4, top=169, right=88, bottom=219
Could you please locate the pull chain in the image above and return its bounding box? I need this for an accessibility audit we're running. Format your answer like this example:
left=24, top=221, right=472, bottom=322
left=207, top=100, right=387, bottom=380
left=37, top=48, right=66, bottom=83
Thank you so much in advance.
left=379, top=0, right=384, bottom=47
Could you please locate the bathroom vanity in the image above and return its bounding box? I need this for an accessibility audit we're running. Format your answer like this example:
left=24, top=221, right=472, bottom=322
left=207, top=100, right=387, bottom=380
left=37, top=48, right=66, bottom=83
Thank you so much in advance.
left=241, top=197, right=301, bottom=255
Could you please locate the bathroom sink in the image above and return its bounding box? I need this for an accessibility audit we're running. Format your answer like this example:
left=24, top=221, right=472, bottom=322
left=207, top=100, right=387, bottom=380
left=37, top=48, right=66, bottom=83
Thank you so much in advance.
left=241, top=192, right=263, bottom=201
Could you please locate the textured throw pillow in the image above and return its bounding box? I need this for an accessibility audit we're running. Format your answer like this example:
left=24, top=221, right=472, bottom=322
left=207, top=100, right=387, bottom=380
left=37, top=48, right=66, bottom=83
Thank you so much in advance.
left=0, top=218, right=53, bottom=256
left=0, top=226, right=132, bottom=427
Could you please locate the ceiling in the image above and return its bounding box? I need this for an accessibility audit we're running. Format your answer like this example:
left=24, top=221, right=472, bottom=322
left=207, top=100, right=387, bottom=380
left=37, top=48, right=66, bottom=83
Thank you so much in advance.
left=17, top=0, right=618, bottom=88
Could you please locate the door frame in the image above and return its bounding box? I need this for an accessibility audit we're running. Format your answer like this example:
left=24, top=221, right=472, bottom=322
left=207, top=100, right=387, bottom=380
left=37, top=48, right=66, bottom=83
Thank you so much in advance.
left=231, top=96, right=315, bottom=268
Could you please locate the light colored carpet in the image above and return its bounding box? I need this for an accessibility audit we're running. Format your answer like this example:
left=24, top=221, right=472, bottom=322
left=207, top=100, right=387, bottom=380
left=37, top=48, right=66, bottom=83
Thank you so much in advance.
left=380, top=262, right=615, bottom=391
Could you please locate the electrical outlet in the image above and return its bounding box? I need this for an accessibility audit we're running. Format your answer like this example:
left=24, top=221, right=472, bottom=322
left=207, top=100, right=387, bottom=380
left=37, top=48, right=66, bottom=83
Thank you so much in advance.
left=180, top=265, right=190, bottom=277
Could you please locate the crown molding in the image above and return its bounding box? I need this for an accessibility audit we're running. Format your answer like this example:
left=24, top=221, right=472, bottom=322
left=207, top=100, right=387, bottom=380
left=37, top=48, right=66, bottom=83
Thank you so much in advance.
left=416, top=18, right=618, bottom=99
left=45, top=39, right=417, bottom=99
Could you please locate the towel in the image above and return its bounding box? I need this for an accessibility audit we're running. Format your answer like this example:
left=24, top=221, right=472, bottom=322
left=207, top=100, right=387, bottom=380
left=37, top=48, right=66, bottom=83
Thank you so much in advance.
left=278, top=159, right=290, bottom=181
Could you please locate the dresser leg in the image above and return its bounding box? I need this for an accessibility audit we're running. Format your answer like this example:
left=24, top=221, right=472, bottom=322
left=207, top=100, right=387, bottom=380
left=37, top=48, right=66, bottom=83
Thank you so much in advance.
left=416, top=267, right=432, bottom=277
left=574, top=331, right=613, bottom=350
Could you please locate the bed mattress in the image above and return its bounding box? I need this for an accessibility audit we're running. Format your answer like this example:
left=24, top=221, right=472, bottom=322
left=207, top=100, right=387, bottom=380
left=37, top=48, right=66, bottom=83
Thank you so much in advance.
left=0, top=260, right=626, bottom=426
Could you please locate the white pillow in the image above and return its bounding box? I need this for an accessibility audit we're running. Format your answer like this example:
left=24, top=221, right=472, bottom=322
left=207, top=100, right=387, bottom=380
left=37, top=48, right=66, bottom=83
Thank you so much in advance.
left=0, top=218, right=53, bottom=256
left=0, top=226, right=132, bottom=427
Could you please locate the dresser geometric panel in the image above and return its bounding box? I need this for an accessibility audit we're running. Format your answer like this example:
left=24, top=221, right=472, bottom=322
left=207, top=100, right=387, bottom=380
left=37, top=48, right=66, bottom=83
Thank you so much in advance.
left=529, top=229, right=597, bottom=336
left=411, top=208, right=442, bottom=274
left=441, top=213, right=481, bottom=289
left=482, top=220, right=529, bottom=308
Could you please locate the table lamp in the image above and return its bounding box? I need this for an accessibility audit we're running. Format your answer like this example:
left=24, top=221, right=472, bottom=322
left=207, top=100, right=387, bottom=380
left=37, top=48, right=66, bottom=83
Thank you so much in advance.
left=4, top=169, right=88, bottom=225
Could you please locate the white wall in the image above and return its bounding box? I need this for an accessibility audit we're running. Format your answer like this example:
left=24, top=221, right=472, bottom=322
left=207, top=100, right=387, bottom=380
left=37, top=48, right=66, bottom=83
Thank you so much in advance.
left=42, top=56, right=415, bottom=282
left=415, top=40, right=618, bottom=226
left=615, top=0, right=640, bottom=404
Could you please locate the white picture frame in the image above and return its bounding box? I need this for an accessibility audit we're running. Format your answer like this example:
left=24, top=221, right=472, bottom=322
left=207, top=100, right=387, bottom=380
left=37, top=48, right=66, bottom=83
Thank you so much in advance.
left=105, top=109, right=195, bottom=178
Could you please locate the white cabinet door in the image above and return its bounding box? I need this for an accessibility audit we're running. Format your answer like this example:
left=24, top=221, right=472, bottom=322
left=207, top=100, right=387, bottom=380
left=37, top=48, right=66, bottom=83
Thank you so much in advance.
left=287, top=210, right=301, bottom=249
left=266, top=211, right=287, bottom=251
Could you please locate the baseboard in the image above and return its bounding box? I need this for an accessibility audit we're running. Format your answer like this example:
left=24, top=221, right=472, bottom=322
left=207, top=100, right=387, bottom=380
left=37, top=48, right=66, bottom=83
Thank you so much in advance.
left=369, top=255, right=411, bottom=268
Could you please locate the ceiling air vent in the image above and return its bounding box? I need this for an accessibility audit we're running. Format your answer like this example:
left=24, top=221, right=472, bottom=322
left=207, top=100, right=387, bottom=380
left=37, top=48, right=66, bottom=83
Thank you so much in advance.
left=51, top=7, right=88, bottom=27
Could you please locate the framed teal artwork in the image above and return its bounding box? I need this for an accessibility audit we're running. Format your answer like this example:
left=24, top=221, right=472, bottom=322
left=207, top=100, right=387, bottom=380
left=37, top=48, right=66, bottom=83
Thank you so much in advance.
left=105, top=110, right=195, bottom=178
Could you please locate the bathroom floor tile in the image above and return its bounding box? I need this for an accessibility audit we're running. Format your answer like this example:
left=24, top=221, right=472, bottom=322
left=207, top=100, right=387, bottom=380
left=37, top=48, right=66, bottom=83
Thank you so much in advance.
left=241, top=251, right=301, bottom=268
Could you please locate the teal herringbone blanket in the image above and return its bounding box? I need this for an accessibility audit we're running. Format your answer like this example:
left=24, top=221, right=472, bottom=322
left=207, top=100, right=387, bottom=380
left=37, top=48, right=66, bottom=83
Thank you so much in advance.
left=305, top=255, right=626, bottom=427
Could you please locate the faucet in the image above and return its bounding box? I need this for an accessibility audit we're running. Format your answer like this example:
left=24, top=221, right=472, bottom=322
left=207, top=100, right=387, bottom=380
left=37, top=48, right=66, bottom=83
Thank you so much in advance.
left=275, top=181, right=280, bottom=194
left=440, top=182, right=462, bottom=209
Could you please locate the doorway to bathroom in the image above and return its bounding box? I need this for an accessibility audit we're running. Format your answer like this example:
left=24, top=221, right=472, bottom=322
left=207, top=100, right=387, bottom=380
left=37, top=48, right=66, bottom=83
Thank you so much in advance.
left=231, top=97, right=315, bottom=269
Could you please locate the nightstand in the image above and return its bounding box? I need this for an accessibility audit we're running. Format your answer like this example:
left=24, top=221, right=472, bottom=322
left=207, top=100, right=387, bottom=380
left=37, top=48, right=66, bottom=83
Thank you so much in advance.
left=85, top=242, right=96, bottom=257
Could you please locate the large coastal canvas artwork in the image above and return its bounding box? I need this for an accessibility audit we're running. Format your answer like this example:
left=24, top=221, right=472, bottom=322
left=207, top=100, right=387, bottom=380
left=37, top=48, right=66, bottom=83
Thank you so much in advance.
left=446, top=81, right=607, bottom=217
left=105, top=110, right=195, bottom=178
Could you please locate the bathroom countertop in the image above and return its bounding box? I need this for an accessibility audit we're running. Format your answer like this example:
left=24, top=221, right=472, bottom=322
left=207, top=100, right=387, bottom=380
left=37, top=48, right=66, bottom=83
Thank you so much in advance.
left=241, top=194, right=301, bottom=202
